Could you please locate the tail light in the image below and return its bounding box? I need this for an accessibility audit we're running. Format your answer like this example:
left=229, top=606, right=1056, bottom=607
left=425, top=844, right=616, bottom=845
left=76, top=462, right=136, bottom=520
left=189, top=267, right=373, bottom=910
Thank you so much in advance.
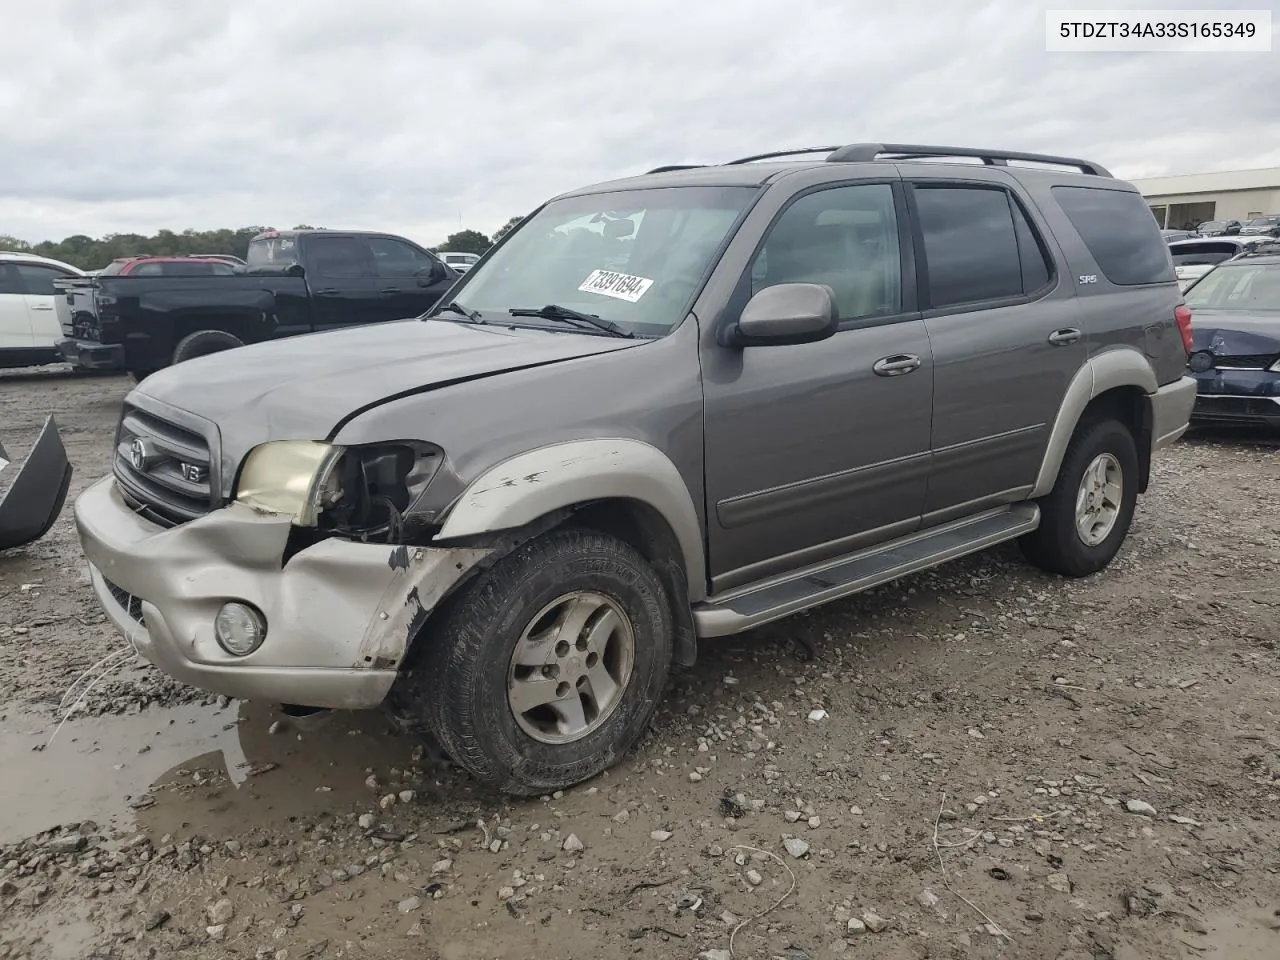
left=1174, top=304, right=1193, bottom=355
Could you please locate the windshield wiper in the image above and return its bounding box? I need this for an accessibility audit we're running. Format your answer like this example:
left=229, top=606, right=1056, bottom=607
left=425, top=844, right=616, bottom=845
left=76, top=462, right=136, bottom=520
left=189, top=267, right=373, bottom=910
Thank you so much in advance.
left=508, top=304, right=634, bottom=338
left=433, top=301, right=484, bottom=323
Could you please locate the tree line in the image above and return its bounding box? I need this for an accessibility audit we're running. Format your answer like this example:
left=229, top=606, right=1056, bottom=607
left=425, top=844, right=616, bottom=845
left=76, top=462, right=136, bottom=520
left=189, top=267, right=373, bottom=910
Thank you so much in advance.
left=0, top=215, right=525, bottom=271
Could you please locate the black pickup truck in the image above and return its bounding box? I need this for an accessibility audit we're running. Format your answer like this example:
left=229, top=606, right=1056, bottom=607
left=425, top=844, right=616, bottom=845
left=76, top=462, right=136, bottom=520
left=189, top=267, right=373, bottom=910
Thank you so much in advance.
left=56, top=229, right=459, bottom=380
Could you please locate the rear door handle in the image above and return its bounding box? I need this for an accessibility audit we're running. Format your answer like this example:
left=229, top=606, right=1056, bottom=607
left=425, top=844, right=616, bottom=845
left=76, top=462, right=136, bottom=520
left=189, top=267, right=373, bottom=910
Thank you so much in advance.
left=1048, top=327, right=1082, bottom=345
left=315, top=287, right=340, bottom=296
left=380, top=287, right=400, bottom=295
left=872, top=354, right=922, bottom=376
left=30, top=303, right=54, bottom=310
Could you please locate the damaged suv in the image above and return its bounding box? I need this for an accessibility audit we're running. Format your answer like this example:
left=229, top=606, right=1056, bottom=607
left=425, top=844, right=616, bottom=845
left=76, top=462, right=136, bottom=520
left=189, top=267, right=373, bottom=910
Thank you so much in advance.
left=74, top=143, right=1195, bottom=794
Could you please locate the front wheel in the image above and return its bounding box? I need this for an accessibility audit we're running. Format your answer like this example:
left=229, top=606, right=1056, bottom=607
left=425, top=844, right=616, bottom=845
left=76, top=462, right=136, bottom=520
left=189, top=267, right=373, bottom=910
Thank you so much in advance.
left=1020, top=417, right=1139, bottom=577
left=395, top=528, right=674, bottom=795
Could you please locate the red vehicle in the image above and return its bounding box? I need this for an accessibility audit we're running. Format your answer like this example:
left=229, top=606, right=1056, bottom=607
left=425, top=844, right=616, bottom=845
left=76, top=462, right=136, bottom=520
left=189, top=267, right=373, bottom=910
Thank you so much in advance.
left=97, top=256, right=239, bottom=277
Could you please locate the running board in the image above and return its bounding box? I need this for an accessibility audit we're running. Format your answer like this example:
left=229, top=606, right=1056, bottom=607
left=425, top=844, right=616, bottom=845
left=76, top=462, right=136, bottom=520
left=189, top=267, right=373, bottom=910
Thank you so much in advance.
left=693, top=504, right=1040, bottom=638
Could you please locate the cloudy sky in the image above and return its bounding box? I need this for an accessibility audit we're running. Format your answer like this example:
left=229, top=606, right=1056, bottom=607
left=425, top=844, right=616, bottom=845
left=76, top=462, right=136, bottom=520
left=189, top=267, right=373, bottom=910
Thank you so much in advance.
left=2, top=0, right=1277, bottom=247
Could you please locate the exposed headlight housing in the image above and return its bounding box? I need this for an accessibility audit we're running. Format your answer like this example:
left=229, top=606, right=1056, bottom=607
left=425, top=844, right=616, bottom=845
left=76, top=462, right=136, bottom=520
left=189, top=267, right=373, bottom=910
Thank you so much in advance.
left=235, top=439, right=444, bottom=534
left=236, top=441, right=344, bottom=526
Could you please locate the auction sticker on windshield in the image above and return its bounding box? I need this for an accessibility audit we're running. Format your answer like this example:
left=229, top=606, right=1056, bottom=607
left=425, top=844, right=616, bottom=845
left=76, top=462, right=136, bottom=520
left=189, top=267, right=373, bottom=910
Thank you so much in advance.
left=578, top=269, right=653, bottom=303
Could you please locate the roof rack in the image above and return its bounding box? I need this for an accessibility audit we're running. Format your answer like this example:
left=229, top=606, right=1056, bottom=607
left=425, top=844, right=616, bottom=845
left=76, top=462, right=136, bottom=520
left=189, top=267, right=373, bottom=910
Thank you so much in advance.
left=824, top=143, right=1112, bottom=177
left=647, top=142, right=1112, bottom=179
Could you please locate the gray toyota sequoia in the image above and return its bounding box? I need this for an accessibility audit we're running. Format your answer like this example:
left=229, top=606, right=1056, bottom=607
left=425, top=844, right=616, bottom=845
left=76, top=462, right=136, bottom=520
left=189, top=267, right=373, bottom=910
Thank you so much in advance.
left=74, top=143, right=1196, bottom=795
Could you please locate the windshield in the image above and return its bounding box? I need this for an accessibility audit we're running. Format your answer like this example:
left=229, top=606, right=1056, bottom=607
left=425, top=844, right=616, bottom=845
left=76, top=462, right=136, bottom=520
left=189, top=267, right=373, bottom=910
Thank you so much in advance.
left=447, top=185, right=757, bottom=334
left=247, top=235, right=303, bottom=267
left=1185, top=262, right=1280, bottom=310
left=1198, top=221, right=1226, bottom=232
left=1246, top=217, right=1280, bottom=227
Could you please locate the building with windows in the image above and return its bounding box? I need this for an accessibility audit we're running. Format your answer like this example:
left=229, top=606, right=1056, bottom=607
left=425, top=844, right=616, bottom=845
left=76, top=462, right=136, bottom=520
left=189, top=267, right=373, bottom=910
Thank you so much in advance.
left=1131, top=167, right=1280, bottom=229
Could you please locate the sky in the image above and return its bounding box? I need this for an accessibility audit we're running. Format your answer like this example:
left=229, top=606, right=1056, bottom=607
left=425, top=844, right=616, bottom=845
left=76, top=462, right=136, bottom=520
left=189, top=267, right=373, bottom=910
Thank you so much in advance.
left=2, top=0, right=1277, bottom=247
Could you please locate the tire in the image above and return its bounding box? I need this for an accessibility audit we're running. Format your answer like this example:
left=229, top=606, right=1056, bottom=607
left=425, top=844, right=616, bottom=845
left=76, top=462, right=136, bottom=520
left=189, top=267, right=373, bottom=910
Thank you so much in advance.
left=171, top=329, right=244, bottom=365
left=1020, top=417, right=1139, bottom=577
left=394, top=527, right=674, bottom=795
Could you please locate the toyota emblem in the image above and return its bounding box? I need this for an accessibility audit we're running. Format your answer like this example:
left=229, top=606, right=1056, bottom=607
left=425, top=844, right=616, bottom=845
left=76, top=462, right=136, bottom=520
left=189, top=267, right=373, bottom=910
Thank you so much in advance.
left=129, top=438, right=151, bottom=471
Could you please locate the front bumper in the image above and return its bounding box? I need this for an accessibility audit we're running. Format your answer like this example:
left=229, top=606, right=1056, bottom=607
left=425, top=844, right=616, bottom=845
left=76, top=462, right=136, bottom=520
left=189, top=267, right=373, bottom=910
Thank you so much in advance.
left=0, top=417, right=73, bottom=551
left=1189, top=369, right=1280, bottom=427
left=73, top=476, right=492, bottom=709
left=1150, top=375, right=1198, bottom=450
left=57, top=338, right=125, bottom=370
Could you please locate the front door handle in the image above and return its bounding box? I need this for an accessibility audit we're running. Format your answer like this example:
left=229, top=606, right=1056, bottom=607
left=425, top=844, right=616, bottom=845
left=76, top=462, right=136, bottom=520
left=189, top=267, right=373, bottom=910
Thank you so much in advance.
left=380, top=287, right=400, bottom=295
left=1048, top=327, right=1082, bottom=345
left=315, top=287, right=340, bottom=296
left=873, top=354, right=922, bottom=377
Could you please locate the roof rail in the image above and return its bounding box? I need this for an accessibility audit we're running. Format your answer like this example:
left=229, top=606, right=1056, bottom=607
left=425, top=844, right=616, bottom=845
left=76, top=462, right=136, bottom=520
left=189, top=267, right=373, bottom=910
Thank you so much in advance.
left=646, top=164, right=705, bottom=174
left=725, top=147, right=842, bottom=165
left=825, top=143, right=1112, bottom=177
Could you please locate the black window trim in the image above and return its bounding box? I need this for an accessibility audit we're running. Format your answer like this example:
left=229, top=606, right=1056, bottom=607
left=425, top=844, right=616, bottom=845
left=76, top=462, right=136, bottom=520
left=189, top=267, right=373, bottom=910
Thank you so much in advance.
left=905, top=179, right=1059, bottom=320
left=726, top=178, right=921, bottom=336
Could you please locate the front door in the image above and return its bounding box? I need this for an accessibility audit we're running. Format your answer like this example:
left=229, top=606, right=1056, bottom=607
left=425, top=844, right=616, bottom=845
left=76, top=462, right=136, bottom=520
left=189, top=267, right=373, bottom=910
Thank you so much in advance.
left=701, top=181, right=934, bottom=591
left=304, top=234, right=379, bottom=333
left=367, top=236, right=456, bottom=321
left=906, top=176, right=1086, bottom=519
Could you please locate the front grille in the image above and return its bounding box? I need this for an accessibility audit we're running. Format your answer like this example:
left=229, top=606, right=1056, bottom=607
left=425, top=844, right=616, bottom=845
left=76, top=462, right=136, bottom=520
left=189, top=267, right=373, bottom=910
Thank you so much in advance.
left=113, top=401, right=219, bottom=527
left=103, top=576, right=145, bottom=623
left=1214, top=353, right=1278, bottom=370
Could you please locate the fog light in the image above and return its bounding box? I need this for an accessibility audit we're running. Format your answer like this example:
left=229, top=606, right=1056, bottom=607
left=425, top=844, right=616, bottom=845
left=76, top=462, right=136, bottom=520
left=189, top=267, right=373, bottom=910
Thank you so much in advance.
left=215, top=602, right=266, bottom=656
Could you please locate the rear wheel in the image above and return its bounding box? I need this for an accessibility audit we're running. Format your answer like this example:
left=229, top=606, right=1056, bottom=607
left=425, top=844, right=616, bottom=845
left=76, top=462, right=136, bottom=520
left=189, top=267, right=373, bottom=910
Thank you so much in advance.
left=1020, top=417, right=1139, bottom=577
left=172, top=329, right=244, bottom=365
left=393, top=527, right=674, bottom=795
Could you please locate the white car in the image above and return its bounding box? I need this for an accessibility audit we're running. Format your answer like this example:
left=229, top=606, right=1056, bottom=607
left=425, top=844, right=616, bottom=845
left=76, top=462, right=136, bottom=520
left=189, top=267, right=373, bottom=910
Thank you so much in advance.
left=438, top=251, right=480, bottom=273
left=1168, top=237, right=1271, bottom=292
left=0, top=251, right=85, bottom=368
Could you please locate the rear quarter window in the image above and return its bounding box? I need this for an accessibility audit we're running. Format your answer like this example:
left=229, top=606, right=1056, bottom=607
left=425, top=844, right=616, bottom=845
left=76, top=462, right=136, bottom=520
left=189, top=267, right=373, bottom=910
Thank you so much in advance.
left=1052, top=186, right=1174, bottom=286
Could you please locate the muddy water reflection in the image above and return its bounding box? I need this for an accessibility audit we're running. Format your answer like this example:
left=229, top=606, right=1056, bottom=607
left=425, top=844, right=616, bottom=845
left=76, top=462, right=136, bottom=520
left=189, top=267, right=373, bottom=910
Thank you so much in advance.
left=0, top=699, right=419, bottom=845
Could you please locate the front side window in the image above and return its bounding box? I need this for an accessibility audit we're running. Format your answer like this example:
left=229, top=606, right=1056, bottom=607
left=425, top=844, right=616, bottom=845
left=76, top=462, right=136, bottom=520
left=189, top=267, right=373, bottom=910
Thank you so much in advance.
left=915, top=186, right=1025, bottom=308
left=1185, top=262, right=1280, bottom=311
left=451, top=185, right=757, bottom=335
left=369, top=237, right=438, bottom=278
left=750, top=183, right=902, bottom=321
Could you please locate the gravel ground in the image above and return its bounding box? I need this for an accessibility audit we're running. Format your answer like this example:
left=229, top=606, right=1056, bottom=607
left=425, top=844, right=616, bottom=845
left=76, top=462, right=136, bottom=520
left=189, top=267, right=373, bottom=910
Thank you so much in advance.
left=1, top=366, right=1277, bottom=960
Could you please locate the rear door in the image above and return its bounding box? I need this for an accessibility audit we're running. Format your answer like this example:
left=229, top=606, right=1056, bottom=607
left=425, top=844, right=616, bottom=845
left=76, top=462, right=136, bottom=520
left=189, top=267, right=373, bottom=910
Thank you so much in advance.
left=0, top=264, right=34, bottom=349
left=368, top=236, right=454, bottom=321
left=906, top=174, right=1085, bottom=520
left=14, top=262, right=82, bottom=348
left=302, top=234, right=379, bottom=332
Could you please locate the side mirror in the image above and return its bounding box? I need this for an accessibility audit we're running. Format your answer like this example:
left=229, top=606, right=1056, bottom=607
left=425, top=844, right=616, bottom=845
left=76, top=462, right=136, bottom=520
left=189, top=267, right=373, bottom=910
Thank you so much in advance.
left=721, top=283, right=839, bottom=347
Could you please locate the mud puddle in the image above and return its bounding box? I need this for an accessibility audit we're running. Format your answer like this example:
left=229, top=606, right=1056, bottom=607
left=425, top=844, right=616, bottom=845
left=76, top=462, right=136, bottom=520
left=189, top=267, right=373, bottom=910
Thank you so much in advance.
left=0, top=701, right=244, bottom=843
left=0, top=698, right=423, bottom=845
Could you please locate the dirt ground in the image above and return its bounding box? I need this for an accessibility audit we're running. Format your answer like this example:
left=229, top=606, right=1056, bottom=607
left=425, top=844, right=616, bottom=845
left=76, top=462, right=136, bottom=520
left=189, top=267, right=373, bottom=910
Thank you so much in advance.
left=1, top=365, right=1277, bottom=960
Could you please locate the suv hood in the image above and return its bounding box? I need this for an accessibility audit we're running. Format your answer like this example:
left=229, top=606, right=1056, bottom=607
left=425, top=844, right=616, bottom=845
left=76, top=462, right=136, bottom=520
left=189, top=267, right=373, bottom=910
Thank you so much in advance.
left=134, top=318, right=643, bottom=444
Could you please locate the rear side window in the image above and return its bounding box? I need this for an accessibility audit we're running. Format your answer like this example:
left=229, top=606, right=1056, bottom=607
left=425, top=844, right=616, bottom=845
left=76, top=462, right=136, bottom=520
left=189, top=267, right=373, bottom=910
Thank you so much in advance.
left=307, top=236, right=374, bottom=278
left=914, top=185, right=1050, bottom=308
left=14, top=263, right=76, bottom=296
left=1053, top=186, right=1174, bottom=285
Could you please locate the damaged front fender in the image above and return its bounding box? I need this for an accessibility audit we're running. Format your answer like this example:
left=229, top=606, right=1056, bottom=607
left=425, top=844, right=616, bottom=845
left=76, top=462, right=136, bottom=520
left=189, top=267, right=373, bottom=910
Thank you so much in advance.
left=0, top=417, right=73, bottom=551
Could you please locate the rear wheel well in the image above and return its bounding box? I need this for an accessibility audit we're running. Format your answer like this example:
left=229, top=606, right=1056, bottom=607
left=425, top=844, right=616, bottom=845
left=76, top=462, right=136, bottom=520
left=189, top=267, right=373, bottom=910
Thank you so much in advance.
left=1081, top=386, right=1152, bottom=492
